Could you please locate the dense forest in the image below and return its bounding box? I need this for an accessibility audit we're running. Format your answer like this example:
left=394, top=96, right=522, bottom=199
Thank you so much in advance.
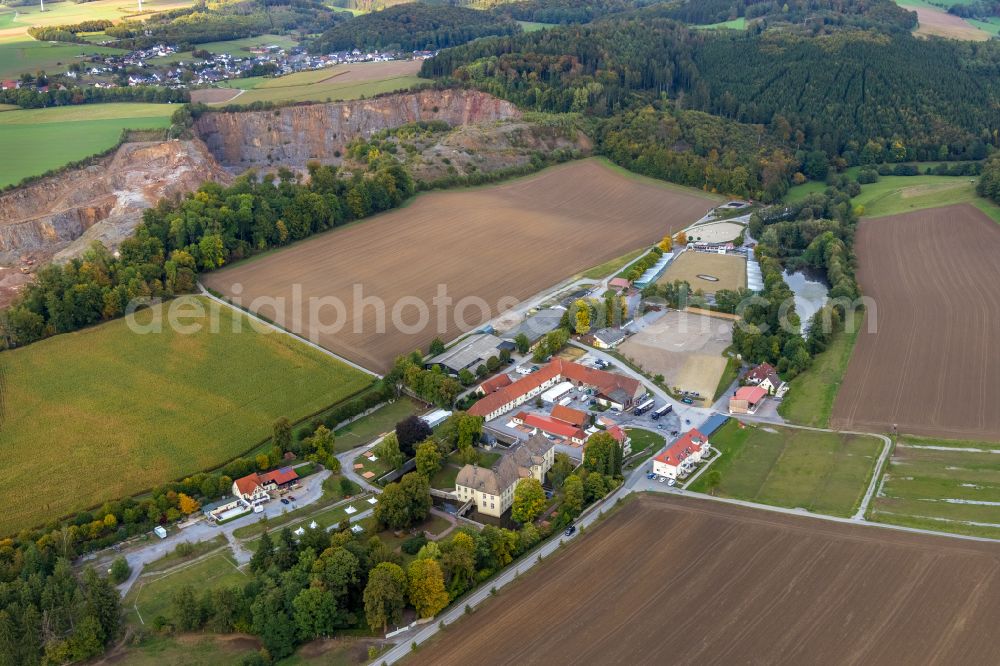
left=105, top=0, right=343, bottom=49
left=422, top=12, right=1000, bottom=163
left=658, top=0, right=916, bottom=31
left=309, top=3, right=519, bottom=53
left=977, top=153, right=1000, bottom=204
left=0, top=154, right=414, bottom=349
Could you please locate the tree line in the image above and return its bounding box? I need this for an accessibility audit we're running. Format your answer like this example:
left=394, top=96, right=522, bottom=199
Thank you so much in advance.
left=0, top=84, right=189, bottom=110
left=310, top=3, right=520, bottom=53
left=978, top=153, right=1000, bottom=205
left=0, top=154, right=414, bottom=349
left=26, top=19, right=114, bottom=43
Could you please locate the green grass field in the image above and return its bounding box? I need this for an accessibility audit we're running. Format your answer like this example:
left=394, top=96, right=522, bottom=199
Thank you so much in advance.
left=126, top=551, right=247, bottom=624
left=692, top=17, right=747, bottom=29
left=577, top=247, right=648, bottom=280
left=217, top=68, right=428, bottom=104
left=688, top=420, right=882, bottom=517
left=0, top=296, right=373, bottom=535
left=778, top=315, right=862, bottom=427
left=0, top=38, right=123, bottom=79
left=785, top=169, right=1000, bottom=223
left=0, top=102, right=175, bottom=187
left=870, top=436, right=1000, bottom=539
left=333, top=397, right=422, bottom=453
left=625, top=427, right=665, bottom=456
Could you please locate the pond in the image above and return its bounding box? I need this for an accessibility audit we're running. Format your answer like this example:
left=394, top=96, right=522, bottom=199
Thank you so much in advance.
left=783, top=268, right=829, bottom=335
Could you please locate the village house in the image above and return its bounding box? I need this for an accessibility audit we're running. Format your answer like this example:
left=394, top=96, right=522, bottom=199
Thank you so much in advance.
left=746, top=362, right=787, bottom=396
left=729, top=385, right=768, bottom=415
left=512, top=411, right=587, bottom=445
left=454, top=434, right=555, bottom=517
left=652, top=429, right=710, bottom=479
left=591, top=327, right=626, bottom=349
left=232, top=467, right=299, bottom=504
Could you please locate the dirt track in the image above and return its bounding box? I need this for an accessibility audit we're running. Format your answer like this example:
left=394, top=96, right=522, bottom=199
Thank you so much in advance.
left=831, top=204, right=1000, bottom=440
left=203, top=159, right=717, bottom=372
left=408, top=493, right=1000, bottom=666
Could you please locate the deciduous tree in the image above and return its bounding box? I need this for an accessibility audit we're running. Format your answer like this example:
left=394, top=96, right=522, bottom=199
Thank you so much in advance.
left=512, top=478, right=546, bottom=524
left=364, top=562, right=408, bottom=633
left=407, top=558, right=449, bottom=618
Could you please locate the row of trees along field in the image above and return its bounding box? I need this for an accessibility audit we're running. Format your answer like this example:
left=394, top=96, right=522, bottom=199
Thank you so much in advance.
left=0, top=156, right=414, bottom=349
left=309, top=3, right=519, bottom=53
left=421, top=10, right=1000, bottom=165
left=0, top=84, right=189, bottom=110
left=104, top=0, right=345, bottom=50
left=977, top=153, right=1000, bottom=205
left=158, top=415, right=623, bottom=660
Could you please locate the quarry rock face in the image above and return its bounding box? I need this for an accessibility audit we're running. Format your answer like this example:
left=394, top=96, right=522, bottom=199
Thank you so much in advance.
left=194, top=89, right=522, bottom=170
left=0, top=140, right=232, bottom=269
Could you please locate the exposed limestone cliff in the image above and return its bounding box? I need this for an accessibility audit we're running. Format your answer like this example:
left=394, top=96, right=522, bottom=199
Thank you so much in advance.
left=0, top=140, right=232, bottom=269
left=195, top=89, right=521, bottom=171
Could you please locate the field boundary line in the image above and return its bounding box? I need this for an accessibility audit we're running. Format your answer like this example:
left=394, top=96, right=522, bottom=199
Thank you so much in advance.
left=197, top=283, right=381, bottom=377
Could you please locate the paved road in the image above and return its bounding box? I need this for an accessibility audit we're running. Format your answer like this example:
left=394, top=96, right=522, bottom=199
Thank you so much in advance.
left=337, top=440, right=389, bottom=494
left=95, top=467, right=331, bottom=597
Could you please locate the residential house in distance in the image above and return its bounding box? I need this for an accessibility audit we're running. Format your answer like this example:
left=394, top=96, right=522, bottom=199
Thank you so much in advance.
left=468, top=358, right=646, bottom=420
left=591, top=327, right=626, bottom=349
left=477, top=373, right=513, bottom=396
left=729, top=385, right=768, bottom=415
left=746, top=362, right=787, bottom=397
left=232, top=468, right=299, bottom=504
left=606, top=424, right=632, bottom=455
left=609, top=277, right=631, bottom=293
left=652, top=429, right=710, bottom=479
left=455, top=434, right=555, bottom=517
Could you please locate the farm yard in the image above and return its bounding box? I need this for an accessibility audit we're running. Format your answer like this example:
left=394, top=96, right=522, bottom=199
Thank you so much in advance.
left=203, top=158, right=720, bottom=373
left=409, top=493, right=1000, bottom=665
left=658, top=250, right=747, bottom=293
left=831, top=204, right=1000, bottom=441
left=688, top=420, right=882, bottom=517
left=0, top=102, right=174, bottom=187
left=213, top=59, right=426, bottom=105
left=0, top=295, right=373, bottom=535
left=618, top=310, right=733, bottom=403
left=870, top=436, right=1000, bottom=539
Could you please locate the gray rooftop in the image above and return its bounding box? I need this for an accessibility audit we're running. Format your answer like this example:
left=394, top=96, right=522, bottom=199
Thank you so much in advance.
left=502, top=308, right=565, bottom=344
left=428, top=333, right=504, bottom=372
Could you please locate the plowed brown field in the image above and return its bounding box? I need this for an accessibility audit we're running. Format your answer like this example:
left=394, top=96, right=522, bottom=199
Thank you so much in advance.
left=831, top=204, right=1000, bottom=439
left=409, top=494, right=1000, bottom=666
left=203, top=159, right=718, bottom=372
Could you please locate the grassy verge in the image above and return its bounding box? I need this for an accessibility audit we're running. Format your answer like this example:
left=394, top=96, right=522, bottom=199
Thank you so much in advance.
left=577, top=247, right=647, bottom=280
left=125, top=551, right=247, bottom=625
left=777, top=315, right=861, bottom=427
left=232, top=487, right=371, bottom=540
left=712, top=354, right=740, bottom=402
left=333, top=397, right=422, bottom=453
left=688, top=420, right=882, bottom=517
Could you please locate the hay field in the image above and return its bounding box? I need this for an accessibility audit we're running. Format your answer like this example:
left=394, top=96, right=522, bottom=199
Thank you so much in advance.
left=410, top=494, right=1000, bottom=665
left=659, top=250, right=746, bottom=293
left=204, top=159, right=719, bottom=373
left=831, top=204, right=1000, bottom=440
left=0, top=296, right=373, bottom=535
left=618, top=310, right=732, bottom=402
left=216, top=60, right=426, bottom=104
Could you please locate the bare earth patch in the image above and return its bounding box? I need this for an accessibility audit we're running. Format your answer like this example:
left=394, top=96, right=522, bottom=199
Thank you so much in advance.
left=203, top=159, right=719, bottom=373
left=409, top=494, right=1000, bottom=665
left=912, top=6, right=989, bottom=41
left=832, top=204, right=1000, bottom=440
left=619, top=310, right=732, bottom=400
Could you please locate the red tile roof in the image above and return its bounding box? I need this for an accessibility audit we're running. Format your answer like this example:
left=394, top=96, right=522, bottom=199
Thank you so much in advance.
left=479, top=373, right=512, bottom=394
left=607, top=424, right=627, bottom=444
left=551, top=404, right=588, bottom=428
left=654, top=429, right=707, bottom=467
left=747, top=363, right=777, bottom=383
left=734, top=385, right=767, bottom=404
left=234, top=473, right=263, bottom=497
left=469, top=359, right=641, bottom=418
left=515, top=411, right=586, bottom=441
left=609, top=277, right=631, bottom=289
left=234, top=468, right=299, bottom=496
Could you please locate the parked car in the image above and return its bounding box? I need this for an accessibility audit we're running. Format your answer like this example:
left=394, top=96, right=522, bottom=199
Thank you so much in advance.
left=658, top=476, right=666, bottom=483
left=565, top=525, right=576, bottom=536
left=646, top=472, right=655, bottom=479
left=682, top=397, right=693, bottom=404
left=288, top=496, right=296, bottom=501
left=668, top=479, right=676, bottom=487
left=280, top=498, right=290, bottom=505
